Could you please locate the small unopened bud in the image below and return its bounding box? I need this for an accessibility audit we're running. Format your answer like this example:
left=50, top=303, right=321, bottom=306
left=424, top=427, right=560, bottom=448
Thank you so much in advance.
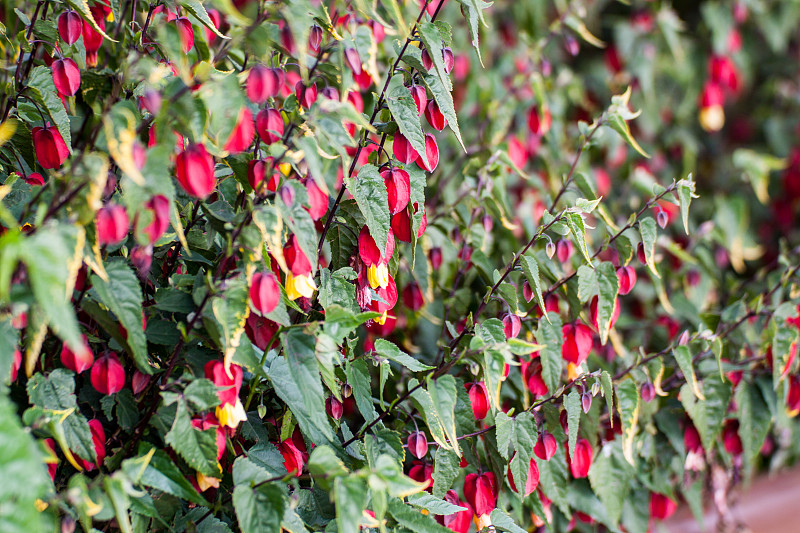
left=678, top=330, right=690, bottom=346
left=61, top=516, right=76, bottom=533
left=641, top=382, right=656, bottom=403
left=546, top=241, right=556, bottom=259
left=342, top=383, right=353, bottom=398
left=657, top=209, right=668, bottom=229
left=408, top=431, right=429, bottom=459
left=279, top=184, right=295, bottom=207
left=257, top=404, right=267, bottom=418
left=581, top=392, right=592, bottom=413
left=325, top=396, right=343, bottom=420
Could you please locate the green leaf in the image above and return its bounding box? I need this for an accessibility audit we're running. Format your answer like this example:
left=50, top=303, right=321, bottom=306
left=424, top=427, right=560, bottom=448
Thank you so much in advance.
left=211, top=277, right=250, bottom=369
left=456, top=0, right=492, bottom=66
left=0, top=319, right=19, bottom=385
left=639, top=217, right=660, bottom=277
left=345, top=164, right=391, bottom=252
left=180, top=0, right=227, bottom=39
left=600, top=370, right=614, bottom=428
left=0, top=393, right=51, bottom=533
left=385, top=76, right=430, bottom=168
left=123, top=445, right=206, bottom=505
left=427, top=374, right=461, bottom=458
left=308, top=445, right=349, bottom=480
left=674, top=345, right=704, bottom=400
left=373, top=339, right=433, bottom=372
left=233, top=483, right=286, bottom=533
left=184, top=379, right=221, bottom=411
left=538, top=448, right=570, bottom=517
left=418, top=23, right=453, bottom=92
left=270, top=330, right=335, bottom=446
left=346, top=358, right=379, bottom=429
left=731, top=149, right=784, bottom=204
left=408, top=379, right=451, bottom=454
left=165, top=399, right=220, bottom=477
left=735, top=382, right=771, bottom=465
left=677, top=174, right=697, bottom=234
left=588, top=441, right=633, bottom=526
left=335, top=476, right=368, bottom=533
left=520, top=255, right=548, bottom=323
left=616, top=379, right=640, bottom=465
left=104, top=475, right=133, bottom=533
left=607, top=111, right=649, bottom=158
left=387, top=498, right=453, bottom=533
left=495, top=411, right=513, bottom=460
left=534, top=312, right=563, bottom=394
left=407, top=493, right=468, bottom=515
left=565, top=389, right=581, bottom=459
left=431, top=447, right=459, bottom=499
left=565, top=212, right=593, bottom=266
left=680, top=378, right=732, bottom=452
left=26, top=66, right=74, bottom=152
left=576, top=262, right=619, bottom=344
left=490, top=508, right=527, bottom=533
left=422, top=73, right=465, bottom=151
left=91, top=259, right=150, bottom=373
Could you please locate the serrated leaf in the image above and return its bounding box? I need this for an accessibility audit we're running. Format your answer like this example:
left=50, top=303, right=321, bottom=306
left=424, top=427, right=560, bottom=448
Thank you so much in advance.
left=616, top=379, right=640, bottom=465
left=373, top=339, right=433, bottom=372
left=457, top=0, right=492, bottom=66
left=607, top=111, right=649, bottom=158
left=345, top=164, right=390, bottom=252
left=91, top=259, right=150, bottom=372
left=181, top=0, right=228, bottom=39
left=674, top=345, right=704, bottom=400
left=233, top=483, right=285, bottom=533
left=600, top=370, right=614, bottom=427
left=387, top=498, right=453, bottom=533
left=418, top=22, right=453, bottom=92
left=576, top=262, right=619, bottom=344
left=534, top=312, right=563, bottom=394
left=495, top=411, right=513, bottom=460
left=520, top=255, right=548, bottom=323
left=428, top=374, right=461, bottom=458
left=736, top=382, right=771, bottom=465
left=211, top=278, right=250, bottom=371
left=64, top=0, right=117, bottom=41
left=565, top=212, right=593, bottom=266
left=639, top=217, right=660, bottom=277
left=123, top=445, right=206, bottom=505
left=421, top=73, right=465, bottom=151
left=588, top=441, right=632, bottom=526
left=347, top=358, right=379, bottom=429
left=565, top=389, right=581, bottom=459
left=407, top=493, right=467, bottom=515
left=386, top=76, right=430, bottom=167
left=490, top=508, right=527, bottom=533
left=408, top=379, right=451, bottom=453
left=680, top=378, right=731, bottom=452
left=335, top=476, right=368, bottom=533
left=677, top=175, right=697, bottom=234
left=165, top=399, right=219, bottom=477
left=432, top=447, right=459, bottom=498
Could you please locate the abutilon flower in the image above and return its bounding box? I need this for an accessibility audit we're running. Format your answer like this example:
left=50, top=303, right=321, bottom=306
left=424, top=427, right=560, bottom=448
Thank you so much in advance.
left=284, top=235, right=316, bottom=300
left=699, top=82, right=725, bottom=132
left=437, top=490, right=473, bottom=533
left=465, top=381, right=490, bottom=420
left=650, top=493, right=678, bottom=521
left=408, top=431, right=428, bottom=459
left=417, top=133, right=439, bottom=172
left=204, top=360, right=247, bottom=429
left=175, top=17, right=195, bottom=53
left=424, top=99, right=447, bottom=131
left=96, top=204, right=129, bottom=245
left=353, top=68, right=373, bottom=90
left=507, top=453, right=539, bottom=497
left=463, top=472, right=498, bottom=529
left=787, top=375, right=800, bottom=417
left=521, top=359, right=548, bottom=397
left=246, top=65, right=283, bottom=103
left=502, top=313, right=521, bottom=339
left=708, top=55, right=740, bottom=94
left=52, top=58, right=81, bottom=97
left=9, top=349, right=21, bottom=383
left=402, top=282, right=424, bottom=311
left=562, top=322, right=593, bottom=365
left=617, top=265, right=637, bottom=295
left=248, top=158, right=281, bottom=192
left=534, top=431, right=558, bottom=460
left=528, top=105, right=552, bottom=136
left=556, top=238, right=573, bottom=263
left=409, top=85, right=426, bottom=116
left=305, top=178, right=329, bottom=221
left=391, top=203, right=427, bottom=243
left=205, top=8, right=222, bottom=44
left=90, top=352, right=126, bottom=395
left=566, top=438, right=593, bottom=478
left=192, top=413, right=226, bottom=461
left=176, top=143, right=216, bottom=198
left=250, top=271, right=280, bottom=316
left=393, top=132, right=419, bottom=164
left=80, top=419, right=106, bottom=471
left=383, top=167, right=411, bottom=215
left=326, top=396, right=343, bottom=420
left=363, top=273, right=398, bottom=326
left=358, top=226, right=395, bottom=290
left=82, top=7, right=105, bottom=67
left=58, top=10, right=82, bottom=44
left=343, top=47, right=362, bottom=75
left=308, top=25, right=322, bottom=54
left=279, top=438, right=305, bottom=476
left=22, top=172, right=45, bottom=186
left=60, top=335, right=93, bottom=374
left=722, top=420, right=743, bottom=456
left=255, top=108, right=284, bottom=144
left=224, top=107, right=255, bottom=153
left=245, top=314, right=279, bottom=351
left=141, top=194, right=170, bottom=244
left=132, top=370, right=150, bottom=395
left=590, top=296, right=620, bottom=332
left=32, top=124, right=69, bottom=169
left=409, top=461, right=433, bottom=489
left=295, top=81, right=317, bottom=109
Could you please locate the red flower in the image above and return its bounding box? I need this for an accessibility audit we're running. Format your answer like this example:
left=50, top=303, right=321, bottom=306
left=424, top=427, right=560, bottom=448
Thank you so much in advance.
left=722, top=420, right=743, bottom=456
left=617, top=265, right=637, bottom=295
left=250, top=271, right=280, bottom=316
left=58, top=10, right=82, bottom=44
left=132, top=370, right=150, bottom=395
left=284, top=234, right=316, bottom=300
left=364, top=274, right=398, bottom=325
left=279, top=438, right=305, bottom=476
left=393, top=132, right=418, bottom=164
left=566, top=438, right=593, bottom=478
left=391, top=203, right=426, bottom=243
left=60, top=335, right=94, bottom=374
left=142, top=194, right=170, bottom=244
left=787, top=375, right=800, bottom=417
left=192, top=413, right=226, bottom=461
left=248, top=158, right=281, bottom=192
left=409, top=461, right=433, bottom=489
left=502, top=313, right=521, bottom=339
left=534, top=431, right=558, bottom=460
left=409, top=85, right=426, bottom=116
left=590, top=296, right=620, bottom=332
left=417, top=133, right=439, bottom=172
left=80, top=419, right=106, bottom=471
left=650, top=492, right=678, bottom=521
left=521, top=359, right=549, bottom=397
left=562, top=322, right=593, bottom=365
left=465, top=381, right=490, bottom=420
left=402, top=282, right=424, bottom=311
left=326, top=396, right=343, bottom=420
left=344, top=47, right=362, bottom=75
left=246, top=65, right=283, bottom=103
left=438, top=490, right=473, bottom=533
left=424, top=99, right=447, bottom=131
left=44, top=439, right=57, bottom=480
left=224, top=107, right=255, bottom=153
left=407, top=431, right=428, bottom=459
left=9, top=349, right=21, bottom=383
left=245, top=314, right=279, bottom=351
left=699, top=82, right=725, bottom=132
left=256, top=108, right=284, bottom=144
left=33, top=124, right=69, bottom=169
left=204, top=360, right=247, bottom=429
left=507, top=453, right=539, bottom=497
left=308, top=25, right=322, bottom=54
left=528, top=106, right=552, bottom=136
left=82, top=7, right=105, bottom=67
left=383, top=168, right=411, bottom=215
left=463, top=471, right=498, bottom=518
left=90, top=353, right=126, bottom=395
left=305, top=178, right=329, bottom=221
left=205, top=8, right=223, bottom=44
left=295, top=81, right=317, bottom=109
left=22, top=172, right=45, bottom=186
left=175, top=17, right=195, bottom=53
left=358, top=226, right=395, bottom=290
left=96, top=204, right=129, bottom=245
left=52, top=58, right=81, bottom=97
left=176, top=143, right=216, bottom=198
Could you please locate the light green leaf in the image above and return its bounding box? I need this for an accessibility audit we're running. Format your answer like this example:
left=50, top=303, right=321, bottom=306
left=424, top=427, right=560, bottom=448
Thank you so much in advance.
left=600, top=370, right=614, bottom=428
left=233, top=483, right=285, bottom=533
left=335, top=476, right=368, bottom=533
left=345, top=164, right=391, bottom=252
left=674, top=345, right=704, bottom=400
left=565, top=212, right=593, bottom=266
left=431, top=447, right=459, bottom=499
left=520, top=255, right=548, bottom=323
left=427, top=375, right=461, bottom=458
left=576, top=262, right=619, bottom=344
left=387, top=498, right=453, bottom=532
left=407, top=493, right=467, bottom=515
left=639, top=217, right=660, bottom=277
left=165, top=399, right=220, bottom=477
left=588, top=441, right=633, bottom=526
left=418, top=23, right=453, bottom=92
left=211, top=277, right=250, bottom=369
left=677, top=174, right=697, bottom=234
left=122, top=445, right=206, bottom=505
left=456, top=0, right=492, bottom=66
left=616, top=379, right=640, bottom=465
left=534, top=312, right=563, bottom=394
left=386, top=76, right=430, bottom=168
left=606, top=111, right=649, bottom=158
left=566, top=389, right=581, bottom=459
left=373, top=339, right=433, bottom=372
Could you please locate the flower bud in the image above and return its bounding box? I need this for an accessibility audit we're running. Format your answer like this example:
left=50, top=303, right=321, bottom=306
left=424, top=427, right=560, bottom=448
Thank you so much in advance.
left=443, top=47, right=455, bottom=73
left=421, top=48, right=433, bottom=71
left=528, top=106, right=552, bottom=136
left=142, top=194, right=170, bottom=244
left=326, top=396, right=343, bottom=420
left=429, top=247, right=443, bottom=270
left=424, top=99, right=447, bottom=131
left=58, top=10, right=82, bottom=44
left=132, top=370, right=150, bottom=395
left=9, top=349, right=21, bottom=383
left=590, top=295, right=620, bottom=332
left=23, top=172, right=45, bottom=187
left=393, top=132, right=419, bottom=164
left=224, top=107, right=255, bottom=154
left=534, top=432, right=558, bottom=460
left=502, top=313, right=521, bottom=339
left=344, top=47, right=362, bottom=75
left=61, top=335, right=94, bottom=374
left=408, top=431, right=428, bottom=459
left=308, top=25, right=322, bottom=54
left=417, top=133, right=439, bottom=172
left=176, top=143, right=216, bottom=198
left=246, top=65, right=282, bottom=104
left=657, top=209, right=668, bottom=229
left=465, top=381, right=490, bottom=420
left=616, top=265, right=637, bottom=295
left=409, top=85, right=426, bottom=116
left=556, top=239, right=573, bottom=263
left=250, top=271, right=280, bottom=316
left=463, top=472, right=498, bottom=519
left=641, top=381, right=656, bottom=403
left=722, top=420, right=743, bottom=456
left=255, top=108, right=284, bottom=145
left=52, top=58, right=81, bottom=97
left=305, top=178, right=329, bottom=221
left=545, top=240, right=556, bottom=259
left=32, top=124, right=69, bottom=169
left=96, top=204, right=130, bottom=245
left=402, top=282, right=424, bottom=311
left=90, top=352, right=126, bottom=395
left=279, top=438, right=305, bottom=476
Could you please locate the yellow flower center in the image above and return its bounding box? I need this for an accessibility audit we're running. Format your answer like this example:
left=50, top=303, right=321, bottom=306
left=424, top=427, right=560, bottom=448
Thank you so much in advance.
left=367, top=263, right=389, bottom=289
left=286, top=273, right=317, bottom=300
left=216, top=399, right=247, bottom=429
